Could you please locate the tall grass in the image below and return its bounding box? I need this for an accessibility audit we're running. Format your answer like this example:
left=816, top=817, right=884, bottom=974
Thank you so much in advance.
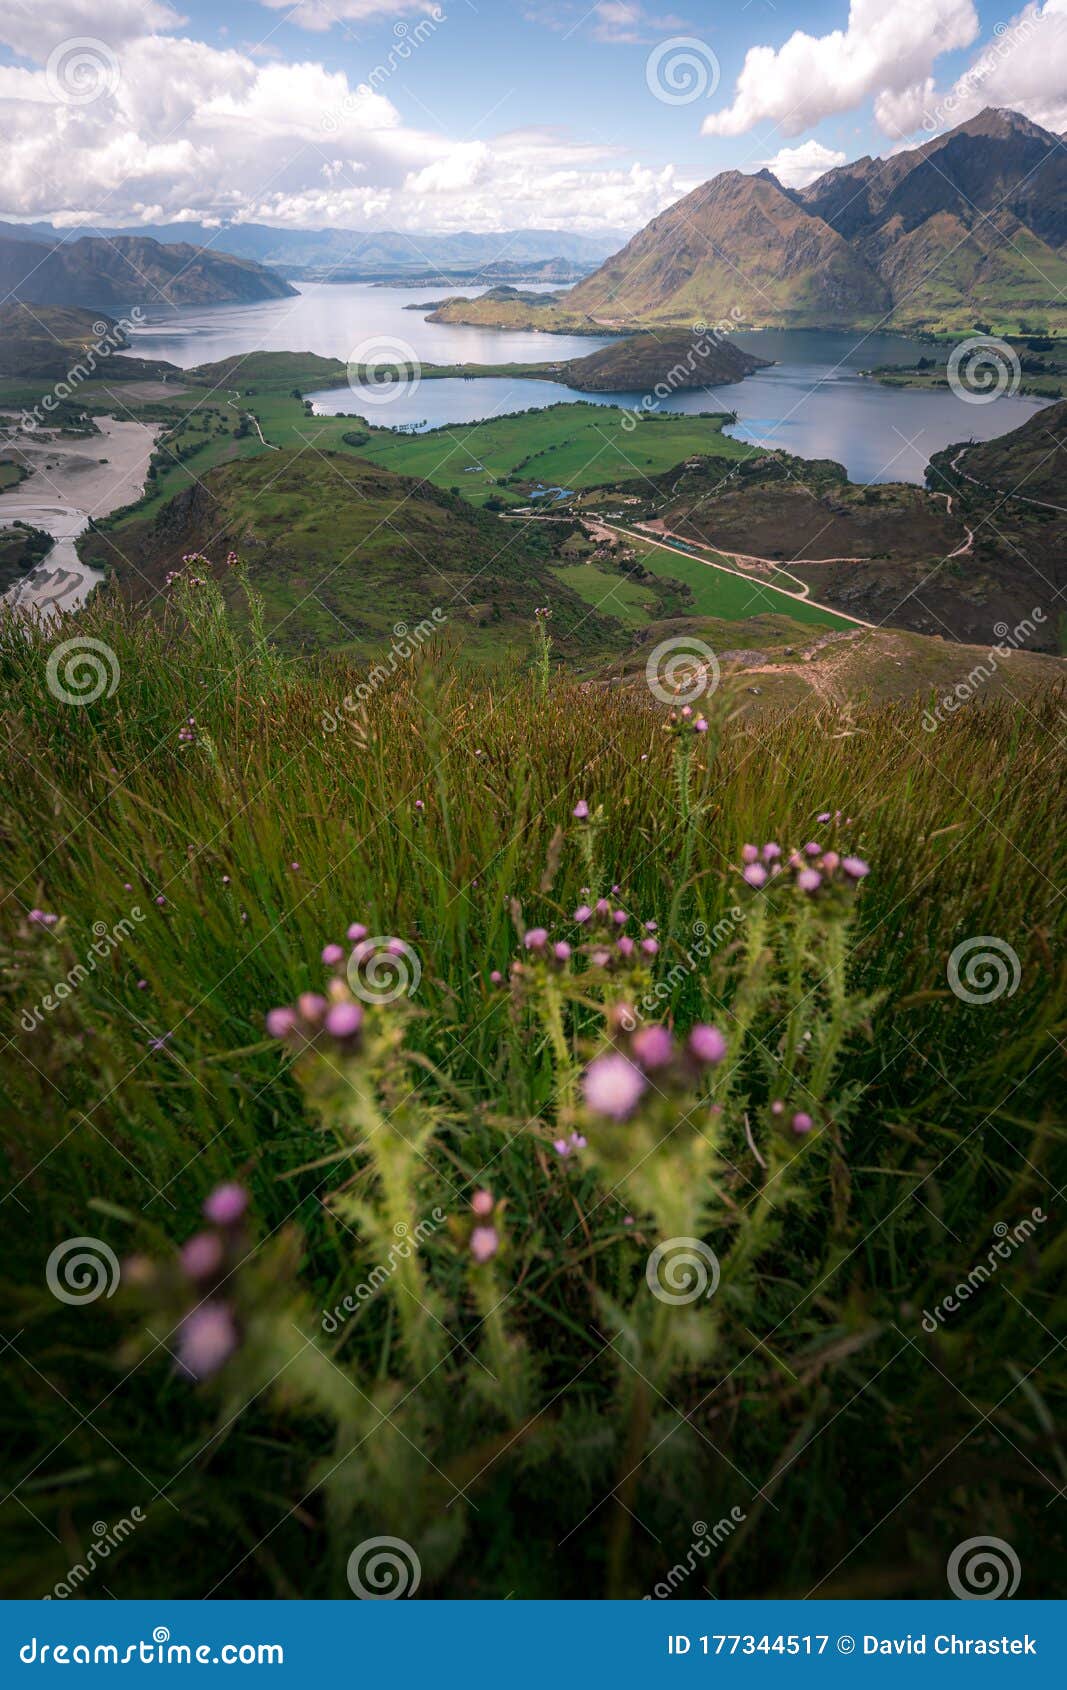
left=0, top=584, right=1063, bottom=1600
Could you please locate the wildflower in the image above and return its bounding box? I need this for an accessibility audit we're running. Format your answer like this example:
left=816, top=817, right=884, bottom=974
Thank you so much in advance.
left=222, top=875, right=231, bottom=886
left=616, top=936, right=635, bottom=958
left=147, top=1033, right=171, bottom=1052
left=321, top=943, right=344, bottom=967
left=154, top=895, right=166, bottom=907
left=644, top=920, right=658, bottom=932
left=136, top=979, right=148, bottom=991
left=290, top=862, right=300, bottom=872
left=770, top=1099, right=785, bottom=1116
left=841, top=856, right=869, bottom=880
left=180, top=1232, right=224, bottom=1281
left=471, top=1190, right=494, bottom=1217
left=582, top=1052, right=646, bottom=1120
left=694, top=718, right=708, bottom=732
left=595, top=898, right=611, bottom=917
left=324, top=1001, right=363, bottom=1041
left=28, top=909, right=58, bottom=927
left=177, top=1304, right=238, bottom=1380
left=742, top=864, right=768, bottom=888
left=803, top=842, right=821, bottom=857
left=203, top=1183, right=248, bottom=1226
left=489, top=969, right=503, bottom=985
left=688, top=1024, right=726, bottom=1065
left=573, top=905, right=592, bottom=924
left=612, top=909, right=628, bottom=925
left=791, top=1112, right=813, bottom=1134
left=572, top=800, right=589, bottom=819
left=632, top=1025, right=674, bottom=1070
left=347, top=922, right=368, bottom=942
left=265, top=1007, right=296, bottom=1039
left=762, top=842, right=781, bottom=862
left=553, top=941, right=572, bottom=963
left=414, top=799, right=424, bottom=810
left=741, top=844, right=759, bottom=864
left=821, top=851, right=840, bottom=873
left=796, top=868, right=822, bottom=894
left=641, top=937, right=659, bottom=957
left=524, top=928, right=548, bottom=950
left=470, top=1225, right=499, bottom=1263
left=297, top=992, right=328, bottom=1025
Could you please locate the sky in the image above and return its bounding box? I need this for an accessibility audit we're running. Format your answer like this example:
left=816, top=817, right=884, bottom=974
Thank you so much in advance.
left=0, top=0, right=1064, bottom=234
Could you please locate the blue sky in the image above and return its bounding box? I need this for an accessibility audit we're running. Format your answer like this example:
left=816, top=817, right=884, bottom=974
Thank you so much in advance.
left=0, top=0, right=1063, bottom=231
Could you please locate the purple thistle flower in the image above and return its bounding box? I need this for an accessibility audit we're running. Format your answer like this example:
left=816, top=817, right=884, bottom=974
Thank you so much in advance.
left=616, top=936, right=635, bottom=958
left=524, top=927, right=548, bottom=950
left=553, top=1137, right=572, bottom=1157
left=821, top=850, right=840, bottom=872
left=689, top=1024, right=726, bottom=1065
left=297, top=992, right=328, bottom=1025
left=180, top=1232, right=224, bottom=1281
left=321, top=943, right=344, bottom=967
left=265, top=1006, right=296, bottom=1039
left=347, top=922, right=368, bottom=942
left=203, top=1183, right=248, bottom=1226
left=796, top=868, right=822, bottom=893
left=841, top=856, right=870, bottom=880
left=582, top=1052, right=647, bottom=1120
left=590, top=948, right=611, bottom=968
left=817, top=812, right=832, bottom=824
left=470, top=1225, right=499, bottom=1263
left=694, top=717, right=708, bottom=732
left=641, top=937, right=659, bottom=956
left=742, top=863, right=768, bottom=888
left=489, top=969, right=503, bottom=985
left=471, top=1189, right=494, bottom=1216
left=595, top=898, right=611, bottom=917
left=573, top=905, right=592, bottom=924
left=553, top=941, right=572, bottom=962
left=177, top=1303, right=238, bottom=1380
left=792, top=1111, right=814, bottom=1134
left=762, top=842, right=781, bottom=862
left=741, top=843, right=759, bottom=864
left=803, top=841, right=821, bottom=857
left=613, top=909, right=628, bottom=925
left=325, top=1001, right=363, bottom=1041
left=572, top=799, right=589, bottom=819
left=632, top=1024, right=674, bottom=1069
left=770, top=1099, right=785, bottom=1116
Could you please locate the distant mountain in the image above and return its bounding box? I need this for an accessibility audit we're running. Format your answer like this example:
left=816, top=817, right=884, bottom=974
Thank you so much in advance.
left=0, top=221, right=621, bottom=276
left=0, top=232, right=297, bottom=314
left=0, top=303, right=177, bottom=382
left=558, top=110, right=1067, bottom=335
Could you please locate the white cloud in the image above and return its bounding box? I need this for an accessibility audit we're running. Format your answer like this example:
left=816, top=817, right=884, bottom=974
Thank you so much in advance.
left=0, top=0, right=182, bottom=56
left=904, top=0, right=1067, bottom=139
left=758, top=140, right=848, bottom=188
left=702, top=0, right=979, bottom=138
left=256, top=0, right=440, bottom=30
left=0, top=11, right=688, bottom=232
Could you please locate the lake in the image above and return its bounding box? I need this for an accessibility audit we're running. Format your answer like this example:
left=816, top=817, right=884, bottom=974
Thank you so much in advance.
left=125, top=284, right=1050, bottom=486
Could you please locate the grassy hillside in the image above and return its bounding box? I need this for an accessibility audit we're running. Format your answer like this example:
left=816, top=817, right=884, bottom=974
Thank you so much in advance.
left=81, top=449, right=618, bottom=660
left=0, top=584, right=1063, bottom=1599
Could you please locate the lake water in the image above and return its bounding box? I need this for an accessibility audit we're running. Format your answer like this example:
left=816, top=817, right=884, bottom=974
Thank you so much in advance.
left=124, top=284, right=1049, bottom=486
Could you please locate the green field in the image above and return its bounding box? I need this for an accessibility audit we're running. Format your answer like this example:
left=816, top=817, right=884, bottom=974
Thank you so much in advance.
left=624, top=533, right=854, bottom=629
left=0, top=581, right=1063, bottom=1600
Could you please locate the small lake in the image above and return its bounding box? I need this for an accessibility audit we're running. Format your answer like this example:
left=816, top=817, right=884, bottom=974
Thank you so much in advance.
left=125, top=285, right=1050, bottom=486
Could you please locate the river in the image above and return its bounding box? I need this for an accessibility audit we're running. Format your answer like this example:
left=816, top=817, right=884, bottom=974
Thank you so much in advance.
left=121, top=282, right=1050, bottom=486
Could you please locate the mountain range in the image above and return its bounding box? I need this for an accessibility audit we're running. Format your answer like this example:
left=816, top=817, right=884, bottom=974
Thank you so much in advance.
left=465, top=110, right=1067, bottom=336
left=0, top=230, right=295, bottom=314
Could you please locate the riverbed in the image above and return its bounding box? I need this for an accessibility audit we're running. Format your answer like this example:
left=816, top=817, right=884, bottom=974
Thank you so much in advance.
left=0, top=416, right=158, bottom=618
